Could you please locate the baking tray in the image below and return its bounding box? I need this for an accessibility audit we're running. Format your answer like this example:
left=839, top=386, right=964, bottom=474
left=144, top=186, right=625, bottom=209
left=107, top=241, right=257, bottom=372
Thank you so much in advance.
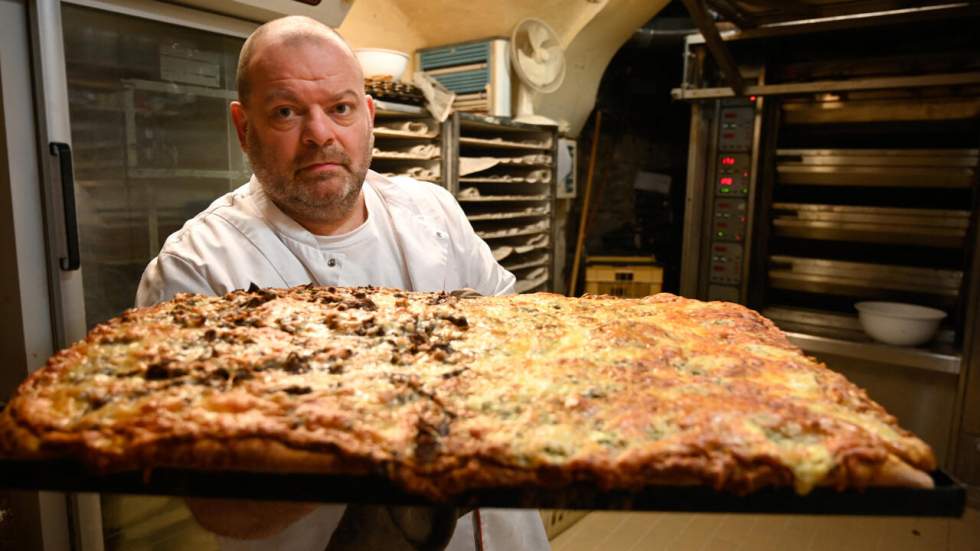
left=0, top=459, right=965, bottom=517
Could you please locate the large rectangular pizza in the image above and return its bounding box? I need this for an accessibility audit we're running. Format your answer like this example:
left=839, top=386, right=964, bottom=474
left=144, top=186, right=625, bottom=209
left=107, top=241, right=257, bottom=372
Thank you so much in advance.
left=0, top=286, right=935, bottom=499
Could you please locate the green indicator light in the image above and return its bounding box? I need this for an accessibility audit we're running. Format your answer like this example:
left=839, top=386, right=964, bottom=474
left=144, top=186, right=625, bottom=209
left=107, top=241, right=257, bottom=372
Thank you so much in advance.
left=720, top=188, right=731, bottom=193
left=717, top=231, right=725, bottom=237
left=741, top=188, right=748, bottom=193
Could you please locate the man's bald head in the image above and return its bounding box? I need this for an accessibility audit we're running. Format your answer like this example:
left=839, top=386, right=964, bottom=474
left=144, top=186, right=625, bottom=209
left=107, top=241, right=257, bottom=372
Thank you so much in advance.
left=236, top=15, right=361, bottom=105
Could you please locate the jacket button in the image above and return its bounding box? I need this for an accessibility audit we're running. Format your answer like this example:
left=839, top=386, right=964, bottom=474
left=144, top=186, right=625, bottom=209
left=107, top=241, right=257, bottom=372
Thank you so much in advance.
left=327, top=258, right=337, bottom=267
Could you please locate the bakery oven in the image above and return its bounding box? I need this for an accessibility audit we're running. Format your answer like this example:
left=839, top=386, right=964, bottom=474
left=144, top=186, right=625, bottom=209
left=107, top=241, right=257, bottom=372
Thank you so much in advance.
left=676, top=11, right=980, bottom=503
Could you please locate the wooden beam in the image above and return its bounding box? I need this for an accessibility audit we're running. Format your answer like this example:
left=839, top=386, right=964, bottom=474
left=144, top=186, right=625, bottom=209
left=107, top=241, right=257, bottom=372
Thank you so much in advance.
left=568, top=111, right=602, bottom=297
left=682, top=0, right=745, bottom=94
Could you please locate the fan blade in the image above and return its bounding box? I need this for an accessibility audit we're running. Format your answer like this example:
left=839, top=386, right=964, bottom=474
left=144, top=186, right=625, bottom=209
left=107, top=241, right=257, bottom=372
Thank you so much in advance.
left=517, top=50, right=549, bottom=87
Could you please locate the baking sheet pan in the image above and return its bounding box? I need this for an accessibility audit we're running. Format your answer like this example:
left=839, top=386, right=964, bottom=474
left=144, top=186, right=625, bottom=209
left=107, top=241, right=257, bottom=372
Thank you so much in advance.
left=0, top=459, right=964, bottom=517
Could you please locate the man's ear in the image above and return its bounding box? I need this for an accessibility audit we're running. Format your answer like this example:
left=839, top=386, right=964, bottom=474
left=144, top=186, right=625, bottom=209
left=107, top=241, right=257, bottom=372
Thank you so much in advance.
left=230, top=101, right=248, bottom=149
left=365, top=95, right=376, bottom=130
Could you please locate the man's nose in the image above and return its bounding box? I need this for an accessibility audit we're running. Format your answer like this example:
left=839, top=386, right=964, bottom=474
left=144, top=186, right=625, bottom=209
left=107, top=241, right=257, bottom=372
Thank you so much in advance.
left=302, top=106, right=337, bottom=147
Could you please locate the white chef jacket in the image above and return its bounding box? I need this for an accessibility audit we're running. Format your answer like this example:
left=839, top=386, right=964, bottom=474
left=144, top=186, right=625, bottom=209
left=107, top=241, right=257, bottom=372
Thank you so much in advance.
left=137, top=170, right=515, bottom=303
left=135, top=171, right=547, bottom=550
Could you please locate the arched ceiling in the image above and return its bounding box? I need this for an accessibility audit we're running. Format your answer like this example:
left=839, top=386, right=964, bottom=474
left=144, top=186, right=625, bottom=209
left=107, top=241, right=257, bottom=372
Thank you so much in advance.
left=175, top=0, right=672, bottom=137
left=339, top=0, right=670, bottom=136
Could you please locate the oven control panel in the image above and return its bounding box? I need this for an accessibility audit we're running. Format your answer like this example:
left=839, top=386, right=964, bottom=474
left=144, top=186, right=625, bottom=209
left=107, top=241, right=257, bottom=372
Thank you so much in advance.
left=718, top=106, right=754, bottom=151
left=709, top=242, right=743, bottom=285
left=703, top=99, right=756, bottom=303
left=716, top=153, right=750, bottom=196
left=712, top=198, right=747, bottom=242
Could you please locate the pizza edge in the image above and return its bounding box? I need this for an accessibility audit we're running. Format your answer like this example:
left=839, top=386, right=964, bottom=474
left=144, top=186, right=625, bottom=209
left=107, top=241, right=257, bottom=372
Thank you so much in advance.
left=0, top=400, right=934, bottom=500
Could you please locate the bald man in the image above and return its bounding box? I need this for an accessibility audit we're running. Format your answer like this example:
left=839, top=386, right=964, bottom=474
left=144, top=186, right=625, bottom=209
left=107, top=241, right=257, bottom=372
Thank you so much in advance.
left=136, top=15, right=546, bottom=551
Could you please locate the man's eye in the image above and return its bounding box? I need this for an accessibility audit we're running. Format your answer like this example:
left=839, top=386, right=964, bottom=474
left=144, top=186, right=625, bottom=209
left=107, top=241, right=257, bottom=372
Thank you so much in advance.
left=334, top=104, right=353, bottom=115
left=275, top=107, right=295, bottom=118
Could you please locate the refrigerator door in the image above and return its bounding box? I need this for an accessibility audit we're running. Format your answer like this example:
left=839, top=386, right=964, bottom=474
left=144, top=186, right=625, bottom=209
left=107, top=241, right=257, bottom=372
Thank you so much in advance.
left=61, top=2, right=252, bottom=330
left=1, top=0, right=254, bottom=549
left=0, top=0, right=73, bottom=548
left=58, top=4, right=253, bottom=549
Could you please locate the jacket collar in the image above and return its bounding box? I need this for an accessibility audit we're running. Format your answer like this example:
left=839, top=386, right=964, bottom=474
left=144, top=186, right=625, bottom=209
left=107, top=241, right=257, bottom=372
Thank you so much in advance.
left=243, top=171, right=450, bottom=291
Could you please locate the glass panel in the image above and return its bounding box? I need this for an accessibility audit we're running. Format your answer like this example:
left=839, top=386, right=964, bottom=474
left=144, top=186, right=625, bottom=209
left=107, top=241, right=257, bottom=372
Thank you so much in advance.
left=62, top=3, right=248, bottom=328
left=62, top=5, right=245, bottom=549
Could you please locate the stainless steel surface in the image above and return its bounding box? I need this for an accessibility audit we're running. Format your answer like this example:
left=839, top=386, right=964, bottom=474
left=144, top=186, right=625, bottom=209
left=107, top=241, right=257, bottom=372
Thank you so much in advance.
left=776, top=164, right=975, bottom=187
left=772, top=203, right=972, bottom=221
left=766, top=305, right=956, bottom=344
left=771, top=203, right=970, bottom=247
left=765, top=306, right=870, bottom=341
left=772, top=219, right=965, bottom=247
left=769, top=255, right=962, bottom=295
left=65, top=0, right=256, bottom=37
left=765, top=306, right=864, bottom=331
left=672, top=71, right=980, bottom=100
left=768, top=272, right=959, bottom=297
left=951, top=164, right=980, bottom=477
left=738, top=92, right=765, bottom=302
left=32, top=0, right=88, bottom=351
left=777, top=148, right=979, bottom=167
left=781, top=96, right=980, bottom=124
left=785, top=331, right=961, bottom=375
left=0, top=1, right=73, bottom=549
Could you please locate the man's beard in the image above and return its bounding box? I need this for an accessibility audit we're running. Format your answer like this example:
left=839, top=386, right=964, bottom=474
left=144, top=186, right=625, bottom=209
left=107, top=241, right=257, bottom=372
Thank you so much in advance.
left=245, top=128, right=373, bottom=227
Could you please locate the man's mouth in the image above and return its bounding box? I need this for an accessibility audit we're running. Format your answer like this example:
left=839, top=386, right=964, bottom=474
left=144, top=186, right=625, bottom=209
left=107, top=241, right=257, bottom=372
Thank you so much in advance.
left=299, top=161, right=345, bottom=174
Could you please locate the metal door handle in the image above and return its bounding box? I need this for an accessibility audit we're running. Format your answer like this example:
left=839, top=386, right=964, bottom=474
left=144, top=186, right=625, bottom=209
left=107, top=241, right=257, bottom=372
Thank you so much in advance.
left=50, top=142, right=79, bottom=271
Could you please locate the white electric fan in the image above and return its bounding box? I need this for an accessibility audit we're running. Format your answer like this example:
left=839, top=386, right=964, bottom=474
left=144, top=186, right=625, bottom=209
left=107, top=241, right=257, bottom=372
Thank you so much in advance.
left=510, top=18, right=566, bottom=126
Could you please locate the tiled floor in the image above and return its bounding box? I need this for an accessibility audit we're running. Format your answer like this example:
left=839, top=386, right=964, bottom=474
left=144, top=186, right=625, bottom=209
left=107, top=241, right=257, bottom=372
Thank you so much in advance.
left=551, top=507, right=980, bottom=551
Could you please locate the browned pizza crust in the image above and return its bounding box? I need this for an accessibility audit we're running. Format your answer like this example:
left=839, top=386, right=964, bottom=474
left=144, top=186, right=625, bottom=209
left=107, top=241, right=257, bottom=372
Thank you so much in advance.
left=0, top=286, right=936, bottom=499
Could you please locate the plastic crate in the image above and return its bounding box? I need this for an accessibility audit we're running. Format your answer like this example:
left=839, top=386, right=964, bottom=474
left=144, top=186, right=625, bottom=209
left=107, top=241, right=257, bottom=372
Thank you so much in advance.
left=585, top=256, right=663, bottom=298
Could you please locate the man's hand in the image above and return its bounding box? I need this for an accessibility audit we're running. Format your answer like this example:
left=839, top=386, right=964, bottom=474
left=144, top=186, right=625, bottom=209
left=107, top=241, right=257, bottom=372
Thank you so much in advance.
left=185, top=498, right=318, bottom=539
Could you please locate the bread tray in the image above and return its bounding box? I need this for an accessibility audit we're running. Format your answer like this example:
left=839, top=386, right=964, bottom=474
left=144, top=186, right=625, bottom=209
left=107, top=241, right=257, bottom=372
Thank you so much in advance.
left=0, top=459, right=965, bottom=517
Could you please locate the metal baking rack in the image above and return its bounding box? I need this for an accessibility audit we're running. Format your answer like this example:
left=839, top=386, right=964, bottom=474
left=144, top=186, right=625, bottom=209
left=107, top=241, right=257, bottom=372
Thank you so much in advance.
left=371, top=100, right=448, bottom=188
left=449, top=112, right=559, bottom=293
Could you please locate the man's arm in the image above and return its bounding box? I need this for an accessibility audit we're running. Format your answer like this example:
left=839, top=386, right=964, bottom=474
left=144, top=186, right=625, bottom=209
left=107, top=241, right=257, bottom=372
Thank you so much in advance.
left=136, top=253, right=216, bottom=307
left=185, top=498, right=318, bottom=540
left=137, top=252, right=338, bottom=541
left=430, top=187, right=516, bottom=296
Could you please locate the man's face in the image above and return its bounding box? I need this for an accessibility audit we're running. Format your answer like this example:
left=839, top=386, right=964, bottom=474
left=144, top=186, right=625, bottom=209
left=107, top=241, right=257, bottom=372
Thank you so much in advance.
left=232, top=37, right=375, bottom=227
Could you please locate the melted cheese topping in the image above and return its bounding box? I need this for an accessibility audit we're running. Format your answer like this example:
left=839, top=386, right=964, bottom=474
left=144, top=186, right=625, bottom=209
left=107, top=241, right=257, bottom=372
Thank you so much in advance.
left=4, top=287, right=935, bottom=495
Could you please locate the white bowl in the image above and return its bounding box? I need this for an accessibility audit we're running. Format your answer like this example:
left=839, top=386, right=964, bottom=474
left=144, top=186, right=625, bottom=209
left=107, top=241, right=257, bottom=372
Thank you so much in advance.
left=854, top=301, right=947, bottom=347
left=354, top=48, right=409, bottom=80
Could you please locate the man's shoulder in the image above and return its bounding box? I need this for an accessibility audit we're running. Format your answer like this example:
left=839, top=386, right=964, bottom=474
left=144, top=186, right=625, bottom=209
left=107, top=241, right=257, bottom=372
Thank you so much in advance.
left=367, top=171, right=457, bottom=214
left=159, top=183, right=259, bottom=258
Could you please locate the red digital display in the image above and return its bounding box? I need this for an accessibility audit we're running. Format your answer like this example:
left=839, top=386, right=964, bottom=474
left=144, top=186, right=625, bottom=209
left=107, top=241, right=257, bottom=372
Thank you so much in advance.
left=721, top=156, right=736, bottom=166
left=719, top=177, right=734, bottom=186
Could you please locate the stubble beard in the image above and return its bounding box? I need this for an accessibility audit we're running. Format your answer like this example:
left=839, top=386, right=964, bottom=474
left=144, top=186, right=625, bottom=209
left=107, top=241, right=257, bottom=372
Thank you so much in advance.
left=246, top=128, right=374, bottom=227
